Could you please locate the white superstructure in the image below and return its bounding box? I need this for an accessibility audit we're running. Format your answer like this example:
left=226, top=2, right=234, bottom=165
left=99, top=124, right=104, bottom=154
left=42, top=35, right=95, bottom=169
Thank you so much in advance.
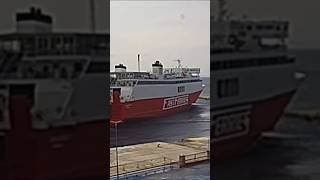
left=0, top=7, right=109, bottom=129
left=212, top=0, right=301, bottom=108
left=211, top=0, right=304, bottom=143
left=110, top=60, right=204, bottom=103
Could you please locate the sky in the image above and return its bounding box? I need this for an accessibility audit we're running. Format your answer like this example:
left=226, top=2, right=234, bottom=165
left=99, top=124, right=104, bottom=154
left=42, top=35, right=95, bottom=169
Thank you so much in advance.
left=0, top=0, right=108, bottom=33
left=0, top=0, right=319, bottom=47
left=0, top=0, right=320, bottom=76
left=110, top=1, right=210, bottom=77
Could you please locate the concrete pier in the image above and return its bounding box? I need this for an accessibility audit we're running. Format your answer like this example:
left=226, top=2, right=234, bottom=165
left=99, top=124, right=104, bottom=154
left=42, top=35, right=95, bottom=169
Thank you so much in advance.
left=110, top=137, right=210, bottom=178
left=284, top=109, right=320, bottom=121
left=199, top=95, right=210, bottom=100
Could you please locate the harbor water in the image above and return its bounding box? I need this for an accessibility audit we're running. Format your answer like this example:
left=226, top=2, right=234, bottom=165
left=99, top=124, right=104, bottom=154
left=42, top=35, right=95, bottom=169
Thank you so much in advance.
left=109, top=77, right=210, bottom=179
left=111, top=49, right=320, bottom=179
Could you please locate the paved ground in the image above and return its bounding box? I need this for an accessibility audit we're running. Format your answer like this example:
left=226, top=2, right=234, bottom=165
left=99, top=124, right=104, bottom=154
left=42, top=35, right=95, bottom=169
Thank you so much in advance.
left=285, top=109, right=320, bottom=120
left=110, top=137, right=210, bottom=177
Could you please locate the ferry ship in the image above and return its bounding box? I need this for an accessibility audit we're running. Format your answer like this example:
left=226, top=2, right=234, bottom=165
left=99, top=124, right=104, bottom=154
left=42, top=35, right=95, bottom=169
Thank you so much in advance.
left=0, top=7, right=108, bottom=179
left=211, top=0, right=305, bottom=161
left=110, top=59, right=205, bottom=122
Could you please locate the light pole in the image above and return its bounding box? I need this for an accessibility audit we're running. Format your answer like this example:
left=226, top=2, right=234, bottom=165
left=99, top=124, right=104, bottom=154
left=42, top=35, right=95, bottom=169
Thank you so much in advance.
left=115, top=122, right=119, bottom=180
left=110, top=87, right=123, bottom=179
left=111, top=120, right=122, bottom=180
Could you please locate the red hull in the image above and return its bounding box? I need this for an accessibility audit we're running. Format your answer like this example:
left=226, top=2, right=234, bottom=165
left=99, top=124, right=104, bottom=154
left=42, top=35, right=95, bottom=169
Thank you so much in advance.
left=213, top=90, right=296, bottom=162
left=0, top=97, right=107, bottom=180
left=111, top=90, right=203, bottom=123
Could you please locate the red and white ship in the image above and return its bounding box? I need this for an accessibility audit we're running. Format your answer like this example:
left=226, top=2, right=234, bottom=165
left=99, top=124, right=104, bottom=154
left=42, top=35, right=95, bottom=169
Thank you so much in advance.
left=0, top=6, right=108, bottom=180
left=212, top=0, right=305, bottom=162
left=110, top=59, right=205, bottom=122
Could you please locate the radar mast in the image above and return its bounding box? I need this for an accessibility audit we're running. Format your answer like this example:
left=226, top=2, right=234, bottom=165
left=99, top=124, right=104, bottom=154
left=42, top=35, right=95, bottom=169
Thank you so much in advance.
left=217, top=0, right=229, bottom=21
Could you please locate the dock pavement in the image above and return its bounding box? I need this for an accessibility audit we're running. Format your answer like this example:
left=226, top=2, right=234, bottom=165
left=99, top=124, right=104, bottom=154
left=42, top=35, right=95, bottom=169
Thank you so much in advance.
left=110, top=137, right=210, bottom=178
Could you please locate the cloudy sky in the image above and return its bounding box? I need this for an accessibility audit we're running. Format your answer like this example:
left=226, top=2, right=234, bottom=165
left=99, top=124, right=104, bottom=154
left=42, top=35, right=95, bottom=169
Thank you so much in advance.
left=0, top=0, right=319, bottom=47
left=1, top=0, right=320, bottom=76
left=0, top=0, right=108, bottom=33
left=111, top=1, right=210, bottom=77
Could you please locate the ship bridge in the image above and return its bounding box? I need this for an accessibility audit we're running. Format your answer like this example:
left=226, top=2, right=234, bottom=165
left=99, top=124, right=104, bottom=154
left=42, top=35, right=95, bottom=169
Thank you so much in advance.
left=110, top=72, right=151, bottom=80
left=212, top=0, right=290, bottom=54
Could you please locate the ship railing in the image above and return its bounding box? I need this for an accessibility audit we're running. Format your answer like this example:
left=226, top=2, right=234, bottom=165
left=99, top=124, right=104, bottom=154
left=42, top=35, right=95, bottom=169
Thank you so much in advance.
left=0, top=50, right=22, bottom=78
left=56, top=86, right=74, bottom=120
left=0, top=87, right=10, bottom=130
left=184, top=151, right=210, bottom=164
left=0, top=40, right=21, bottom=53
left=211, top=46, right=287, bottom=54
left=110, top=72, right=151, bottom=80
left=109, top=156, right=176, bottom=178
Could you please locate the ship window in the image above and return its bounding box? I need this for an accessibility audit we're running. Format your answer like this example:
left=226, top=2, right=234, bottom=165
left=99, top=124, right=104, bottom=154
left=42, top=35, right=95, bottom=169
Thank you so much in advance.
left=86, top=62, right=108, bottom=73
left=0, top=95, right=5, bottom=122
left=217, top=78, right=239, bottom=98
left=44, top=38, right=48, bottom=49
left=59, top=67, right=68, bottom=78
left=51, top=37, right=55, bottom=48
left=239, top=31, right=246, bottom=36
left=137, top=79, right=202, bottom=85
left=266, top=25, right=274, bottom=30
left=178, top=86, right=185, bottom=93
left=0, top=136, right=5, bottom=160
left=256, top=25, right=263, bottom=30
left=42, top=65, right=51, bottom=78
left=38, top=38, right=42, bottom=49
left=212, top=56, right=294, bottom=71
left=9, top=84, right=35, bottom=105
left=74, top=62, right=83, bottom=72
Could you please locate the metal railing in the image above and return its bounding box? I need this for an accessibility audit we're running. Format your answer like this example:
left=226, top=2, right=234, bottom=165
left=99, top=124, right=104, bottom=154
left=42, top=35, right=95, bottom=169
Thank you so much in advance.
left=184, top=151, right=210, bottom=164
left=110, top=156, right=176, bottom=177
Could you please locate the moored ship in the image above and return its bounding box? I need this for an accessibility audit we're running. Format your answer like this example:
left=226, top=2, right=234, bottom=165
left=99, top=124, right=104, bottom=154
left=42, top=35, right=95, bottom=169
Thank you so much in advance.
left=110, top=59, right=205, bottom=122
left=0, top=7, right=108, bottom=179
left=211, top=0, right=305, bottom=161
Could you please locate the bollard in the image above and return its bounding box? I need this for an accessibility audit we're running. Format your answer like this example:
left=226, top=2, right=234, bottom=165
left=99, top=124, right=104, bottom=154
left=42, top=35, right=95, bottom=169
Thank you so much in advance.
left=163, top=157, right=166, bottom=172
left=179, top=155, right=186, bottom=168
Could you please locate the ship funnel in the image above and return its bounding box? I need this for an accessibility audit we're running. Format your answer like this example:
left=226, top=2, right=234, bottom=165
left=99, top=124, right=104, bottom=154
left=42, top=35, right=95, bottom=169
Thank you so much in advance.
left=152, top=61, right=163, bottom=76
left=115, top=64, right=126, bottom=72
left=16, top=7, right=53, bottom=33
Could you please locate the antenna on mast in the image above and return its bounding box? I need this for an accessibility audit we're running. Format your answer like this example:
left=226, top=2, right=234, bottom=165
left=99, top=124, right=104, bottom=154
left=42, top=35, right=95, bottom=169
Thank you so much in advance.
left=175, top=59, right=182, bottom=69
left=217, top=0, right=229, bottom=21
left=89, top=0, right=96, bottom=61
left=138, top=54, right=141, bottom=72
left=90, top=0, right=96, bottom=33
left=174, top=59, right=183, bottom=77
